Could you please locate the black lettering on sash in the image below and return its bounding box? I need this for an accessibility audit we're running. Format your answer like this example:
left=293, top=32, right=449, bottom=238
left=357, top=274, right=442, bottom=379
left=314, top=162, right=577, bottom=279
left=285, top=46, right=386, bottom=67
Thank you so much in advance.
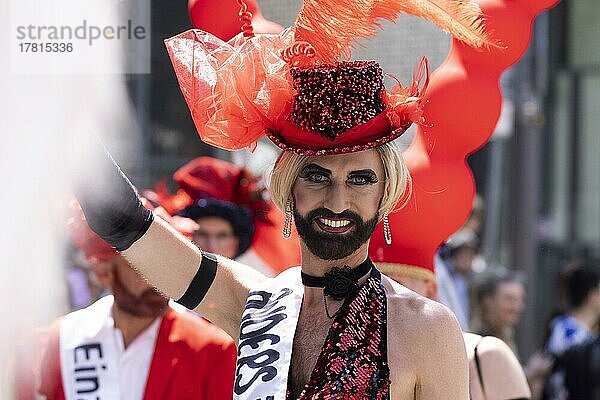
left=235, top=288, right=293, bottom=395
left=237, top=349, right=279, bottom=370
left=75, top=376, right=99, bottom=394
left=74, top=343, right=103, bottom=363
left=240, top=313, right=287, bottom=339
left=72, top=343, right=104, bottom=397
left=246, top=289, right=291, bottom=311
left=235, top=354, right=277, bottom=394
left=74, top=366, right=96, bottom=373
left=238, top=333, right=280, bottom=352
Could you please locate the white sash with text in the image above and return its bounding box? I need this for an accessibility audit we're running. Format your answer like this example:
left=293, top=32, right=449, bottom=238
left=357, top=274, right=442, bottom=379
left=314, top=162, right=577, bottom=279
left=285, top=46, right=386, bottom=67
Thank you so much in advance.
left=59, top=295, right=121, bottom=400
left=234, top=267, right=304, bottom=400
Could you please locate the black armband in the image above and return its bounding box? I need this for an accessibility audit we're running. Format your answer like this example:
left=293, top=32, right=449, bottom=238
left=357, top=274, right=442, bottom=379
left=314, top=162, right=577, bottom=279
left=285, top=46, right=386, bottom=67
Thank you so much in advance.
left=177, top=251, right=218, bottom=309
left=75, top=138, right=153, bottom=251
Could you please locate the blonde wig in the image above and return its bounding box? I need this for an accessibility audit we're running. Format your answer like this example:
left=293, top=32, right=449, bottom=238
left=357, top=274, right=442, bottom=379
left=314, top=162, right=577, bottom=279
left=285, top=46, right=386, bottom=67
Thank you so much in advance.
left=269, top=142, right=411, bottom=218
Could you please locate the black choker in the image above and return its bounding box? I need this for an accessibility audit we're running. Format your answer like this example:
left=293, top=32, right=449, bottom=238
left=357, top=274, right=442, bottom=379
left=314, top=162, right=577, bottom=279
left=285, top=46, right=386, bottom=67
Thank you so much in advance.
left=301, top=258, right=374, bottom=301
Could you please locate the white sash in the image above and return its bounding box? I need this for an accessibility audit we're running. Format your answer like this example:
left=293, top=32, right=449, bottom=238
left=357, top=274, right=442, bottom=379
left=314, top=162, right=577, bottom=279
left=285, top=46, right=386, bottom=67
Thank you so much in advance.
left=234, top=267, right=304, bottom=400
left=59, top=296, right=121, bottom=400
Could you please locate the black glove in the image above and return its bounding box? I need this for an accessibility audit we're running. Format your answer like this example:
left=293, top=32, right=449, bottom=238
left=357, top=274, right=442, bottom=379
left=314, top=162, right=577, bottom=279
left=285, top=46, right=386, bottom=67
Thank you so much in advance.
left=74, top=137, right=153, bottom=251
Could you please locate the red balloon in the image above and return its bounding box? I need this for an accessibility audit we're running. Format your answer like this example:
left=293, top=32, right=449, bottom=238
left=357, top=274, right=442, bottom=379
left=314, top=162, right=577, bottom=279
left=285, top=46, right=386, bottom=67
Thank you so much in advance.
left=188, top=0, right=283, bottom=42
left=454, top=1, right=532, bottom=72
left=186, top=0, right=293, bottom=272
left=370, top=0, right=560, bottom=270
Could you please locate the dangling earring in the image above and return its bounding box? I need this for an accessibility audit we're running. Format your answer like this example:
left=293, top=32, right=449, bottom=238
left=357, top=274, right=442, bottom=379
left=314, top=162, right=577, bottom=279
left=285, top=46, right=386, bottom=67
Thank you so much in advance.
left=282, top=198, right=293, bottom=238
left=383, top=213, right=392, bottom=245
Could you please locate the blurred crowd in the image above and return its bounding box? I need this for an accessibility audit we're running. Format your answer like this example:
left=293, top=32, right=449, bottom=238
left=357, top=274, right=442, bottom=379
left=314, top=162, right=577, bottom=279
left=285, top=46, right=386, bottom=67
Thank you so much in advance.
left=433, top=197, right=600, bottom=400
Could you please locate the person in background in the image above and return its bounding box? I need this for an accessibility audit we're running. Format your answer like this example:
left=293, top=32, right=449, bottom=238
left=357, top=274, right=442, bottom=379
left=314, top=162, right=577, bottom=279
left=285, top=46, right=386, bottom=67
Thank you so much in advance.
left=561, top=333, right=600, bottom=400
left=436, top=250, right=470, bottom=330
left=543, top=262, right=600, bottom=400
left=438, top=227, right=480, bottom=327
left=7, top=199, right=237, bottom=400
left=370, top=227, right=532, bottom=400
left=476, top=274, right=527, bottom=356
left=78, top=96, right=471, bottom=398
left=436, top=195, right=487, bottom=330
left=464, top=195, right=485, bottom=235
left=145, top=156, right=300, bottom=276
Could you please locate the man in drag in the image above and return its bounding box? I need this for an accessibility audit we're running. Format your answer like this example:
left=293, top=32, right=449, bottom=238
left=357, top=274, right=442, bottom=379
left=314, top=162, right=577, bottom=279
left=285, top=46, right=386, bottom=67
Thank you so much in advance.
left=76, top=0, right=496, bottom=397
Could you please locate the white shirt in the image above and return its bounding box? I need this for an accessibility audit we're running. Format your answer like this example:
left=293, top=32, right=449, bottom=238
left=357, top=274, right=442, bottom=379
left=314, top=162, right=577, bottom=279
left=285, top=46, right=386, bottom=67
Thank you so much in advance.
left=60, top=295, right=162, bottom=400
left=110, top=310, right=161, bottom=400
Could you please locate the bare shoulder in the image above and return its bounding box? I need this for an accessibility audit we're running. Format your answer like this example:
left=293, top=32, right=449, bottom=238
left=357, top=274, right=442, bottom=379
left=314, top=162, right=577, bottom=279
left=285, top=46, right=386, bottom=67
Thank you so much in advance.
left=476, top=335, right=526, bottom=376
left=382, top=274, right=460, bottom=335
left=381, top=274, right=465, bottom=365
left=471, top=335, right=531, bottom=399
left=382, top=275, right=469, bottom=399
left=476, top=335, right=519, bottom=361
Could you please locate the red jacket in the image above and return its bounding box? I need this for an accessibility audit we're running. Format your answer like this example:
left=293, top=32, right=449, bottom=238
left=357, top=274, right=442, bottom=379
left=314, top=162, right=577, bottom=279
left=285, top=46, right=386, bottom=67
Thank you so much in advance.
left=11, top=306, right=237, bottom=400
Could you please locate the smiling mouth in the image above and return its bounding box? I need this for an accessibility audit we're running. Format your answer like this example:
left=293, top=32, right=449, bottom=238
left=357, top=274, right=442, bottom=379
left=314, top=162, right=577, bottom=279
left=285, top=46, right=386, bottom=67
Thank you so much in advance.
left=314, top=217, right=355, bottom=234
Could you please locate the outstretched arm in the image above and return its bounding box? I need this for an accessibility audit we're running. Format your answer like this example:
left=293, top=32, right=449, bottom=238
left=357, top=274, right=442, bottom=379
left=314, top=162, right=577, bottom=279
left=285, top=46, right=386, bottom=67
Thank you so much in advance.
left=75, top=139, right=264, bottom=341
left=123, top=217, right=263, bottom=340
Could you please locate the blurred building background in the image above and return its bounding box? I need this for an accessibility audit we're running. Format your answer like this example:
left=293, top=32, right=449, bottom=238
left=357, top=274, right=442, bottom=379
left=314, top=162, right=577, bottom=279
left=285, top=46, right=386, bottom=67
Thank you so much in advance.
left=468, top=1, right=600, bottom=358
left=85, top=0, right=600, bottom=358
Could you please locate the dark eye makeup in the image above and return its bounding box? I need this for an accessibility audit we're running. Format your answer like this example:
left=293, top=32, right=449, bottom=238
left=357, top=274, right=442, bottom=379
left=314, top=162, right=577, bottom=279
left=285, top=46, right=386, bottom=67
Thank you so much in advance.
left=299, top=164, right=332, bottom=183
left=298, top=164, right=378, bottom=185
left=347, top=169, right=378, bottom=185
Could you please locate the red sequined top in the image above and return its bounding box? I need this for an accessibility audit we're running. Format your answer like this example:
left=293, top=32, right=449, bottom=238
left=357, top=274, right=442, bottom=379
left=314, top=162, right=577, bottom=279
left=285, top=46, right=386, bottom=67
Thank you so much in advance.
left=292, top=267, right=390, bottom=399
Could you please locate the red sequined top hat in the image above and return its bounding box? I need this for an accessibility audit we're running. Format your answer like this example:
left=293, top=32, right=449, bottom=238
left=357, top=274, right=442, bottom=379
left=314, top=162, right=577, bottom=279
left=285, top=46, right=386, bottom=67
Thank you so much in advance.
left=266, top=59, right=423, bottom=156
left=165, top=0, right=493, bottom=155
left=369, top=212, right=435, bottom=281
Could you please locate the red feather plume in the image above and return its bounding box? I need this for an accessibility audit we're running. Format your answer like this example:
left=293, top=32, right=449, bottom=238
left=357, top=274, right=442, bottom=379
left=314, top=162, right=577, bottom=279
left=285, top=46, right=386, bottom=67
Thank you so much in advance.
left=291, top=0, right=494, bottom=66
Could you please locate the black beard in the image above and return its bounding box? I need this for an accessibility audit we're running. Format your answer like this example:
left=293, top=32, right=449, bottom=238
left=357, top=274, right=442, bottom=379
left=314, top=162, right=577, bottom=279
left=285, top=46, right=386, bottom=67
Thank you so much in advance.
left=294, top=207, right=378, bottom=261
